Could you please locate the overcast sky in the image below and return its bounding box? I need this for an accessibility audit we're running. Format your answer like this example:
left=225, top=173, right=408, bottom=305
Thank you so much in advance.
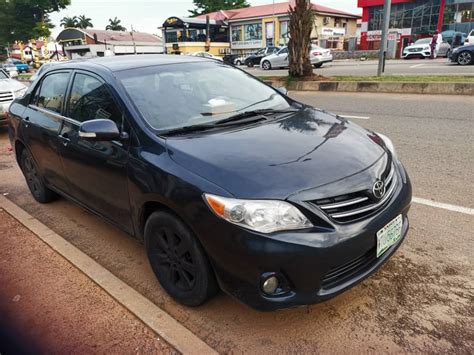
left=49, top=0, right=361, bottom=37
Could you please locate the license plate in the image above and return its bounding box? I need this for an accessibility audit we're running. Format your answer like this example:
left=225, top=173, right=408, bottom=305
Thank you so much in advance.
left=376, top=215, right=403, bottom=257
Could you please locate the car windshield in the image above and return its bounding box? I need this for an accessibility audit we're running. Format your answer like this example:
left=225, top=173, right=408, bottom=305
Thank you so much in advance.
left=415, top=38, right=431, bottom=45
left=0, top=70, right=8, bottom=79
left=118, top=62, right=291, bottom=132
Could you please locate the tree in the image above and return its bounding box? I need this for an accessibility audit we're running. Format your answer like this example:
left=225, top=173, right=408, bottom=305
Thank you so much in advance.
left=60, top=16, right=78, bottom=28
left=288, top=0, right=314, bottom=78
left=77, top=15, right=93, bottom=29
left=189, top=0, right=250, bottom=17
left=106, top=17, right=126, bottom=31
left=0, top=0, right=70, bottom=44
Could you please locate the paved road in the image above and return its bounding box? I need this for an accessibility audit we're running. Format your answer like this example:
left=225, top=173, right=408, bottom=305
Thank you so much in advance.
left=0, top=92, right=473, bottom=353
left=243, top=58, right=474, bottom=77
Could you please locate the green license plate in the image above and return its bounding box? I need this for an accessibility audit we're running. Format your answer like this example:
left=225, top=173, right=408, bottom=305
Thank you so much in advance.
left=376, top=214, right=403, bottom=258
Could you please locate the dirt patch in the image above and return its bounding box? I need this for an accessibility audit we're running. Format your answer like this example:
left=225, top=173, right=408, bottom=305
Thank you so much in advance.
left=0, top=210, right=177, bottom=354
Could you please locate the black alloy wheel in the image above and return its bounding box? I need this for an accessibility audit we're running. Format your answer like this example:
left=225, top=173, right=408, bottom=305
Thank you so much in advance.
left=145, top=211, right=218, bottom=306
left=457, top=51, right=473, bottom=65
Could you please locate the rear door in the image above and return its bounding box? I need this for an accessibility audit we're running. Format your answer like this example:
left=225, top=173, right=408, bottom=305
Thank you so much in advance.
left=58, top=70, right=133, bottom=232
left=274, top=47, right=289, bottom=67
left=22, top=71, right=71, bottom=193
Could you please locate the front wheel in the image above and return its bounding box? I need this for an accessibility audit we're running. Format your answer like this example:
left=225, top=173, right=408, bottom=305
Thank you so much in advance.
left=261, top=60, right=272, bottom=70
left=144, top=211, right=218, bottom=307
left=20, top=149, right=58, bottom=203
left=457, top=51, right=473, bottom=65
left=246, top=61, right=254, bottom=68
left=314, top=63, right=323, bottom=68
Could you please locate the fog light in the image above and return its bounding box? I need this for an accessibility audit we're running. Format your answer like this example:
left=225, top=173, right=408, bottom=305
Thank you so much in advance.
left=262, top=275, right=279, bottom=294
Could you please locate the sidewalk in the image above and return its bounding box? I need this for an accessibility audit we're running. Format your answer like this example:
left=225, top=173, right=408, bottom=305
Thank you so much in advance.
left=0, top=209, right=176, bottom=354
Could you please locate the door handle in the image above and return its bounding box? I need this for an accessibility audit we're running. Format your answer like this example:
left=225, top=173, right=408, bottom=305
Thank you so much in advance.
left=59, top=133, right=71, bottom=146
left=23, top=116, right=30, bottom=128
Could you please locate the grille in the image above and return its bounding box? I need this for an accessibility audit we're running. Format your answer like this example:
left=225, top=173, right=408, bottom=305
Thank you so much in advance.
left=0, top=91, right=13, bottom=103
left=321, top=248, right=376, bottom=289
left=408, top=48, right=422, bottom=53
left=311, top=164, right=397, bottom=223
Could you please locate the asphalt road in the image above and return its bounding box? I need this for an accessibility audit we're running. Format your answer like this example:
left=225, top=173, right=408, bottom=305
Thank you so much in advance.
left=243, top=58, right=474, bottom=77
left=0, top=92, right=473, bottom=353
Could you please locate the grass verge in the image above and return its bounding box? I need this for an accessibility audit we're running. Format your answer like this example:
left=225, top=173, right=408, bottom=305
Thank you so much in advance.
left=259, top=75, right=474, bottom=83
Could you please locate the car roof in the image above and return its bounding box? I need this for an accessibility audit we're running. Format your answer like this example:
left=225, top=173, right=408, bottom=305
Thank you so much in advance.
left=50, top=55, right=212, bottom=73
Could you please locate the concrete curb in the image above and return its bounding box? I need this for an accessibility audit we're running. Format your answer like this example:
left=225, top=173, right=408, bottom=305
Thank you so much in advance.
left=0, top=195, right=217, bottom=355
left=265, top=80, right=474, bottom=95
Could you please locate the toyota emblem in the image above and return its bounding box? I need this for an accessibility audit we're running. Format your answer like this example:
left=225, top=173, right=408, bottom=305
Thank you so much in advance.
left=372, top=180, right=386, bottom=199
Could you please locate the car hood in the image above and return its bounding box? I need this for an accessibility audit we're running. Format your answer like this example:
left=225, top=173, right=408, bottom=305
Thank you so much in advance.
left=0, top=78, right=26, bottom=92
left=166, top=108, right=387, bottom=199
left=405, top=44, right=429, bottom=50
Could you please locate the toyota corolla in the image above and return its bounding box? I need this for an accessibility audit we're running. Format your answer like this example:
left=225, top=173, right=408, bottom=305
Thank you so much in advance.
left=8, top=55, right=412, bottom=311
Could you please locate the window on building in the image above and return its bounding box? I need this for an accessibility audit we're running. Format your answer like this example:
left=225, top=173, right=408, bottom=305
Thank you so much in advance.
left=244, top=23, right=262, bottom=41
left=231, top=25, right=242, bottom=42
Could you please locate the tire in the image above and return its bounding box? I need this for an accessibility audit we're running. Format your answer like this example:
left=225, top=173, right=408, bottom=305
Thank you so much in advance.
left=246, top=61, right=254, bottom=68
left=457, top=51, right=473, bottom=66
left=20, top=149, right=58, bottom=203
left=144, top=211, right=218, bottom=306
left=314, top=63, right=323, bottom=68
left=235, top=60, right=242, bottom=66
left=261, top=60, right=272, bottom=70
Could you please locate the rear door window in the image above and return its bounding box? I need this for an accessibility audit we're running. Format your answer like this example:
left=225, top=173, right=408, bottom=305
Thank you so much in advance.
left=36, top=72, right=70, bottom=114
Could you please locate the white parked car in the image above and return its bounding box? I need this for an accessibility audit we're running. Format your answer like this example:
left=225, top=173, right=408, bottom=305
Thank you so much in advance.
left=187, top=52, right=223, bottom=61
left=402, top=38, right=451, bottom=58
left=0, top=69, right=27, bottom=124
left=260, top=45, right=333, bottom=70
left=0, top=63, right=19, bottom=78
left=466, top=30, right=474, bottom=45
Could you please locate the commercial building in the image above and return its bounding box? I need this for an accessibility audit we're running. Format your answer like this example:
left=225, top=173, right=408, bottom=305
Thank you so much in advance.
left=56, top=28, right=163, bottom=59
left=163, top=1, right=359, bottom=56
left=161, top=16, right=230, bottom=55
left=358, top=0, right=474, bottom=52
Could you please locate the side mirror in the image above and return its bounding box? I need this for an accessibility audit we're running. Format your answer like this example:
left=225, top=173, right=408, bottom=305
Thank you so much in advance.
left=276, top=87, right=288, bottom=96
left=79, top=119, right=120, bottom=141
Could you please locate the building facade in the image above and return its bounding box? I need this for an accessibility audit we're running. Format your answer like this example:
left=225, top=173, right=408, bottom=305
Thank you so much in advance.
left=161, top=16, right=230, bottom=55
left=177, top=0, right=360, bottom=56
left=56, top=28, right=163, bottom=59
left=359, top=0, right=474, bottom=51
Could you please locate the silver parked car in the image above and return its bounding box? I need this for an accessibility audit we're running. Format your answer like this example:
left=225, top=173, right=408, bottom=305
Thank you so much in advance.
left=0, top=69, right=27, bottom=124
left=260, top=45, right=333, bottom=70
left=402, top=38, right=451, bottom=59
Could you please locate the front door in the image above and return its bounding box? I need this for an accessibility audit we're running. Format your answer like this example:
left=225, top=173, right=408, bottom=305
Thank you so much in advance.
left=58, top=71, right=133, bottom=232
left=22, top=71, right=71, bottom=193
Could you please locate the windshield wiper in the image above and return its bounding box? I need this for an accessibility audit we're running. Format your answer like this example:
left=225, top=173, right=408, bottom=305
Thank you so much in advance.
left=214, top=109, right=298, bottom=125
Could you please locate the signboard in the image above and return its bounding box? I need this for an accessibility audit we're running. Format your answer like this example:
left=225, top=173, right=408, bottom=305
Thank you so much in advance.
left=367, top=30, right=381, bottom=41
left=231, top=40, right=263, bottom=49
left=321, top=27, right=346, bottom=37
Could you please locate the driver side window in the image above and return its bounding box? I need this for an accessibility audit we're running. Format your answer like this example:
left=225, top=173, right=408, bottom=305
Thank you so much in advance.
left=67, top=73, right=122, bottom=128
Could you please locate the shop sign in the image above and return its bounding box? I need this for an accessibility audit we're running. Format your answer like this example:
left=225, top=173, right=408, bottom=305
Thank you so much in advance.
left=231, top=40, right=263, bottom=49
left=321, top=27, right=346, bottom=37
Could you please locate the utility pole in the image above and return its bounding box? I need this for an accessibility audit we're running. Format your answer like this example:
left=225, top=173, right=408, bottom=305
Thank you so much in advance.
left=377, top=0, right=391, bottom=76
left=130, top=25, right=137, bottom=55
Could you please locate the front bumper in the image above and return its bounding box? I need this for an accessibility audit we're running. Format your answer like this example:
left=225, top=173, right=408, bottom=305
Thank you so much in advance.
left=403, top=51, right=430, bottom=58
left=197, top=165, right=412, bottom=311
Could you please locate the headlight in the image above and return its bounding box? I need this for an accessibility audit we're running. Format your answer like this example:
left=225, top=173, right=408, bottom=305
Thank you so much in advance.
left=377, top=133, right=397, bottom=160
left=204, top=194, right=313, bottom=233
left=14, top=87, right=27, bottom=98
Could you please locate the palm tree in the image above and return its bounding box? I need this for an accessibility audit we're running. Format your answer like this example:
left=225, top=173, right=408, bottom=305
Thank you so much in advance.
left=288, top=0, right=314, bottom=77
left=77, top=15, right=93, bottom=29
left=60, top=16, right=78, bottom=28
left=106, top=17, right=126, bottom=31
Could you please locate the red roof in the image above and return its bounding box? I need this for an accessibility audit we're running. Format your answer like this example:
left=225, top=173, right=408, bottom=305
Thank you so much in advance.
left=196, top=1, right=359, bottom=21
left=83, top=29, right=160, bottom=43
